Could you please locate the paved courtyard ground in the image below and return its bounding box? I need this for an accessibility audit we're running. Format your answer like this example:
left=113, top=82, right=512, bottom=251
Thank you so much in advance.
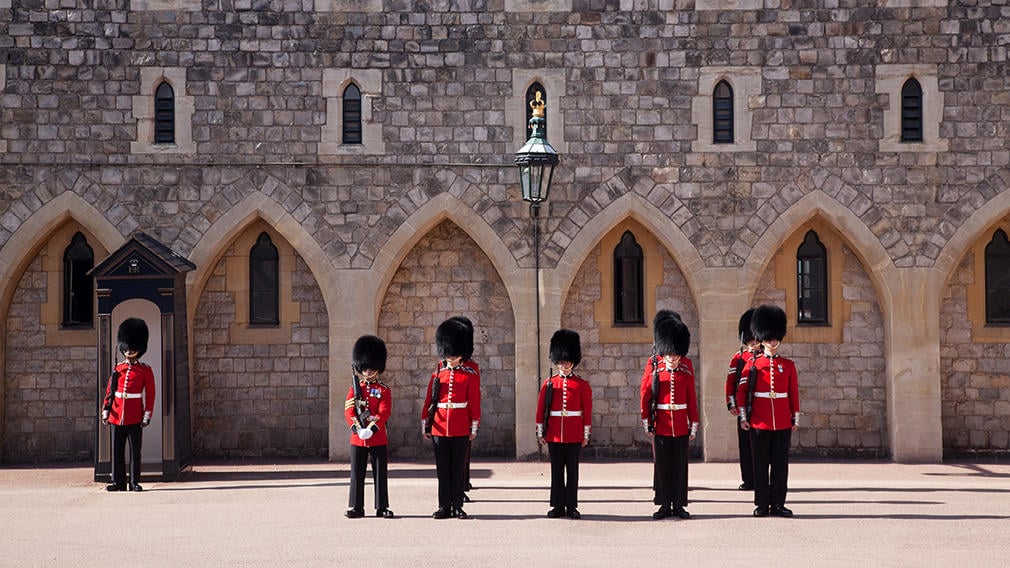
left=2, top=459, right=1008, bottom=567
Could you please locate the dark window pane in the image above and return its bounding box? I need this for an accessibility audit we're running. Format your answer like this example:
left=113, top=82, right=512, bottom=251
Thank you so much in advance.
left=614, top=231, right=644, bottom=325
left=900, top=78, right=923, bottom=143
left=796, top=230, right=828, bottom=324
left=985, top=229, right=1010, bottom=324
left=250, top=232, right=280, bottom=325
left=713, top=80, right=734, bottom=144
left=343, top=84, right=362, bottom=145
left=154, top=82, right=175, bottom=144
left=63, top=232, right=94, bottom=327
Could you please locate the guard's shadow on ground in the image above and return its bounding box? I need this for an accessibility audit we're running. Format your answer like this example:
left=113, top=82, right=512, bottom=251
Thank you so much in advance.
left=154, top=465, right=437, bottom=491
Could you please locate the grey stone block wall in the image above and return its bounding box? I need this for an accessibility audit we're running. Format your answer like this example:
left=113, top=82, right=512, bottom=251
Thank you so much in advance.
left=192, top=250, right=328, bottom=459
left=941, top=252, right=1010, bottom=458
left=1, top=3, right=1008, bottom=272
left=3, top=255, right=95, bottom=462
left=2, top=2, right=1010, bottom=461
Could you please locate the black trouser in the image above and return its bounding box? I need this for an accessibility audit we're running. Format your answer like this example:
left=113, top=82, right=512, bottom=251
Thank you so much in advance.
left=750, top=428, right=791, bottom=510
left=653, top=434, right=689, bottom=508
left=432, top=436, right=469, bottom=509
left=547, top=442, right=582, bottom=509
left=464, top=439, right=472, bottom=490
left=737, top=416, right=754, bottom=486
left=111, top=423, right=143, bottom=486
left=348, top=444, right=389, bottom=511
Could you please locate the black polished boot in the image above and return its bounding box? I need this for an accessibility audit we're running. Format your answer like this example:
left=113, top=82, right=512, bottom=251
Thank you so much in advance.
left=771, top=505, right=793, bottom=517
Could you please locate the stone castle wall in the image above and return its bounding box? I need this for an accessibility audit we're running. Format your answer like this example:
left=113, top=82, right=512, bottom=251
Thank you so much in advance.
left=941, top=252, right=1010, bottom=459
left=1, top=2, right=1009, bottom=462
left=4, top=254, right=96, bottom=462
left=192, top=248, right=329, bottom=459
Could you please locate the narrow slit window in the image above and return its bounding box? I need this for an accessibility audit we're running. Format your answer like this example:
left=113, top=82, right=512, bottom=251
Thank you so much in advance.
left=985, top=229, right=1010, bottom=324
left=796, top=230, right=828, bottom=325
left=342, top=84, right=362, bottom=145
left=250, top=232, right=280, bottom=326
left=62, top=232, right=94, bottom=327
left=900, top=78, right=923, bottom=143
left=614, top=231, right=644, bottom=325
left=713, top=80, right=734, bottom=144
left=154, top=81, right=175, bottom=144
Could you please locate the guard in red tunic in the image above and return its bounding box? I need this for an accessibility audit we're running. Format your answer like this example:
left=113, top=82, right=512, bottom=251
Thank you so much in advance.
left=641, top=314, right=698, bottom=520
left=737, top=305, right=800, bottom=518
left=101, top=318, right=155, bottom=492
left=422, top=318, right=481, bottom=519
left=536, top=329, right=592, bottom=520
left=449, top=316, right=477, bottom=503
left=344, top=335, right=394, bottom=519
left=726, top=308, right=757, bottom=491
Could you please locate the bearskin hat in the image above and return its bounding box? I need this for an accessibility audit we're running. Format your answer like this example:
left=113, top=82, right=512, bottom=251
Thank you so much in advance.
left=738, top=308, right=756, bottom=345
left=549, top=328, right=582, bottom=367
left=436, top=318, right=473, bottom=359
left=653, top=309, right=681, bottom=328
left=352, top=335, right=387, bottom=374
left=654, top=316, right=690, bottom=357
left=751, top=304, right=787, bottom=343
left=449, top=316, right=475, bottom=359
left=117, top=318, right=149, bottom=358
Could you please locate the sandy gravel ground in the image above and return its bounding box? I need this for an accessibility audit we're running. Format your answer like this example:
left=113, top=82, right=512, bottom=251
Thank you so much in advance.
left=2, top=459, right=1008, bottom=567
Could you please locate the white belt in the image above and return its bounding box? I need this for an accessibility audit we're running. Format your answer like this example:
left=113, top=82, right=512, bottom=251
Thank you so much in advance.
left=656, top=403, right=687, bottom=410
left=754, top=392, right=788, bottom=399
left=115, top=392, right=143, bottom=399
left=437, top=402, right=468, bottom=409
left=549, top=410, right=582, bottom=417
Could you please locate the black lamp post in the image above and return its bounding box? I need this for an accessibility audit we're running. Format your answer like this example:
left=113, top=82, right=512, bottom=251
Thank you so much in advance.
left=514, top=91, right=559, bottom=385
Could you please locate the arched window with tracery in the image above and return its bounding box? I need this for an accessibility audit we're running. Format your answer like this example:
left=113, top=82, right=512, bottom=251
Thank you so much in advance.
left=713, top=80, right=734, bottom=144
left=614, top=231, right=644, bottom=325
left=154, top=81, right=175, bottom=144
left=900, top=77, right=923, bottom=143
left=250, top=232, right=280, bottom=325
left=342, top=83, right=363, bottom=145
left=985, top=229, right=1010, bottom=324
left=797, top=230, right=828, bottom=325
left=63, top=232, right=94, bottom=327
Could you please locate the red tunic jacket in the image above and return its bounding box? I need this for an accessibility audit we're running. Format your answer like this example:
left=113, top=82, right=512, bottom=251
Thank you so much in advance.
left=640, top=356, right=699, bottom=438
left=736, top=353, right=800, bottom=431
left=725, top=349, right=756, bottom=410
left=103, top=361, right=155, bottom=427
left=344, top=379, right=392, bottom=447
left=535, top=373, right=592, bottom=444
left=421, top=362, right=481, bottom=438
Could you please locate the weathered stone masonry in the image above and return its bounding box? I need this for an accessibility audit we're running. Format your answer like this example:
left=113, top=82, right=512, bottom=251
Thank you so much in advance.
left=1, top=2, right=1010, bottom=462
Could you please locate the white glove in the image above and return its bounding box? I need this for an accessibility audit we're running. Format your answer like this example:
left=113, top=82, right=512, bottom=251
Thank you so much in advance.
left=358, top=427, right=374, bottom=440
